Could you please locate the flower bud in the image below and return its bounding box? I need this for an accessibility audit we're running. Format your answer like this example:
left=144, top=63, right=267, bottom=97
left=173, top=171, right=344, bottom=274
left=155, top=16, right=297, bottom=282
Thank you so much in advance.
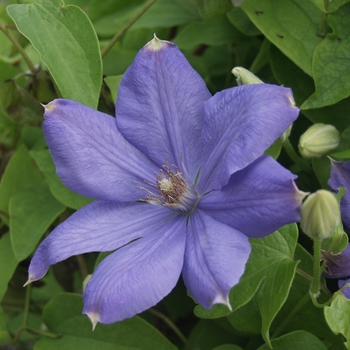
left=232, top=67, right=263, bottom=85
left=298, top=123, right=340, bottom=158
left=300, top=190, right=340, bottom=240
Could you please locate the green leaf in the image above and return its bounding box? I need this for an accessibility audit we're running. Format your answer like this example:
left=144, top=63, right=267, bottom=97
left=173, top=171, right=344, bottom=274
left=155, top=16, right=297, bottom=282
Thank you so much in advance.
left=7, top=2, right=102, bottom=109
left=10, top=181, right=65, bottom=261
left=188, top=319, right=239, bottom=350
left=174, top=16, right=244, bottom=50
left=212, top=346, right=243, bottom=350
left=0, top=306, right=10, bottom=345
left=36, top=293, right=178, bottom=350
left=31, top=271, right=64, bottom=304
left=18, top=125, right=47, bottom=150
left=241, top=0, right=323, bottom=76
left=264, top=138, right=283, bottom=159
left=104, top=75, right=122, bottom=103
left=270, top=45, right=350, bottom=131
left=330, top=149, right=350, bottom=160
left=257, top=330, right=328, bottom=350
left=30, top=149, right=93, bottom=210
left=0, top=58, right=19, bottom=82
left=324, top=292, right=350, bottom=349
left=0, top=146, right=43, bottom=217
left=0, top=102, right=18, bottom=149
left=226, top=243, right=344, bottom=348
left=93, top=0, right=200, bottom=37
left=309, top=0, right=350, bottom=13
left=302, top=4, right=350, bottom=110
left=189, top=0, right=233, bottom=20
left=226, top=7, right=260, bottom=36
left=0, top=80, right=43, bottom=126
left=312, top=156, right=331, bottom=189
left=0, top=233, right=18, bottom=301
left=196, top=224, right=299, bottom=347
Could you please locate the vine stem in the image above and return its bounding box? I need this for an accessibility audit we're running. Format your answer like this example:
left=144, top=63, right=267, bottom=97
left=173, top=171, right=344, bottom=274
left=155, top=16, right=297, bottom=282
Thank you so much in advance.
left=12, top=284, right=60, bottom=343
left=249, top=39, right=271, bottom=74
left=148, top=308, right=189, bottom=349
left=282, top=139, right=313, bottom=174
left=309, top=238, right=329, bottom=310
left=12, top=283, right=32, bottom=344
left=101, top=0, right=157, bottom=59
left=295, top=267, right=331, bottom=296
left=76, top=254, right=89, bottom=279
left=0, top=22, right=35, bottom=73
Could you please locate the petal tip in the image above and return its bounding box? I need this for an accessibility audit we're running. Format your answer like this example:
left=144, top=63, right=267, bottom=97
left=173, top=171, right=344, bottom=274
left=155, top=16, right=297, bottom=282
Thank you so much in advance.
left=212, top=292, right=232, bottom=312
left=144, top=34, right=171, bottom=52
left=43, top=100, right=56, bottom=112
left=86, top=311, right=100, bottom=330
left=23, top=275, right=35, bottom=287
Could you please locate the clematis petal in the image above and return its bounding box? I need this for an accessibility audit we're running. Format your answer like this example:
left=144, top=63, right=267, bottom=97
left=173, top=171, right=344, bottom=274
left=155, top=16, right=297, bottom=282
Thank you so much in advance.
left=83, top=214, right=186, bottom=324
left=116, top=37, right=211, bottom=181
left=338, top=279, right=350, bottom=299
left=323, top=244, right=350, bottom=279
left=198, top=84, right=299, bottom=191
left=43, top=99, right=158, bottom=202
left=199, top=156, right=304, bottom=238
left=328, top=160, right=350, bottom=229
left=182, top=210, right=251, bottom=310
left=27, top=201, right=177, bottom=283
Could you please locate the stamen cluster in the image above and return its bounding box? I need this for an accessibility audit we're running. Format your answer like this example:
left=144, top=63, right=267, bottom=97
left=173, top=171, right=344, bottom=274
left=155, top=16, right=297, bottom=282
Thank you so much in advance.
left=141, top=163, right=198, bottom=212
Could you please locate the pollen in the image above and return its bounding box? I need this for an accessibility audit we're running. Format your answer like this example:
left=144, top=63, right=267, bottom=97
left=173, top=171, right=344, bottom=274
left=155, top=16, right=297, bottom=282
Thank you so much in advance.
left=159, top=178, right=174, bottom=192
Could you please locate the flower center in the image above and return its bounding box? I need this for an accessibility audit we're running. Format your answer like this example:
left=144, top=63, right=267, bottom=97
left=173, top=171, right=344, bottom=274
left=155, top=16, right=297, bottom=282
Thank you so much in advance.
left=141, top=163, right=199, bottom=212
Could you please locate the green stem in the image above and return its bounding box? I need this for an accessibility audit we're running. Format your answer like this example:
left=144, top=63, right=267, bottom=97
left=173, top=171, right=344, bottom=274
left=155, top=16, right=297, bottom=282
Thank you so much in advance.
left=148, top=308, right=189, bottom=349
left=310, top=239, right=322, bottom=297
left=12, top=283, right=32, bottom=344
left=12, top=326, right=60, bottom=344
left=0, top=23, right=35, bottom=73
left=26, top=326, right=61, bottom=338
left=249, top=39, right=271, bottom=74
left=271, top=292, right=310, bottom=339
left=283, top=139, right=313, bottom=174
left=295, top=267, right=331, bottom=296
left=23, top=283, right=32, bottom=327
left=317, top=0, right=329, bottom=37
left=101, top=0, right=157, bottom=59
left=0, top=209, right=10, bottom=219
left=76, top=254, right=89, bottom=279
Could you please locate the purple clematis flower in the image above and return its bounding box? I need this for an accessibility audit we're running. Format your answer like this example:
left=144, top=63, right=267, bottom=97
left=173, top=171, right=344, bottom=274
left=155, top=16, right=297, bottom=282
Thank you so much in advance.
left=27, top=37, right=303, bottom=325
left=329, top=160, right=350, bottom=229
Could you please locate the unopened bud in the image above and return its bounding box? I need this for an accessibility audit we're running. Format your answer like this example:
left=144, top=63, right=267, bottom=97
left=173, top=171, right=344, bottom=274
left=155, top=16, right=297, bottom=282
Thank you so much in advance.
left=298, top=123, right=340, bottom=158
left=301, top=190, right=340, bottom=240
left=232, top=67, right=263, bottom=85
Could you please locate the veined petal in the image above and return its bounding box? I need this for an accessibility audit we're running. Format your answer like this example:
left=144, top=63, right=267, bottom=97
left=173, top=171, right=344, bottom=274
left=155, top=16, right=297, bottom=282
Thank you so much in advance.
left=116, top=37, right=211, bottom=181
left=328, top=160, right=350, bottom=229
left=83, top=214, right=186, bottom=324
left=28, top=201, right=177, bottom=282
left=338, top=279, right=350, bottom=299
left=43, top=99, right=159, bottom=202
left=182, top=210, right=251, bottom=310
left=198, top=84, right=299, bottom=191
left=199, top=156, right=304, bottom=238
left=323, top=244, right=350, bottom=279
